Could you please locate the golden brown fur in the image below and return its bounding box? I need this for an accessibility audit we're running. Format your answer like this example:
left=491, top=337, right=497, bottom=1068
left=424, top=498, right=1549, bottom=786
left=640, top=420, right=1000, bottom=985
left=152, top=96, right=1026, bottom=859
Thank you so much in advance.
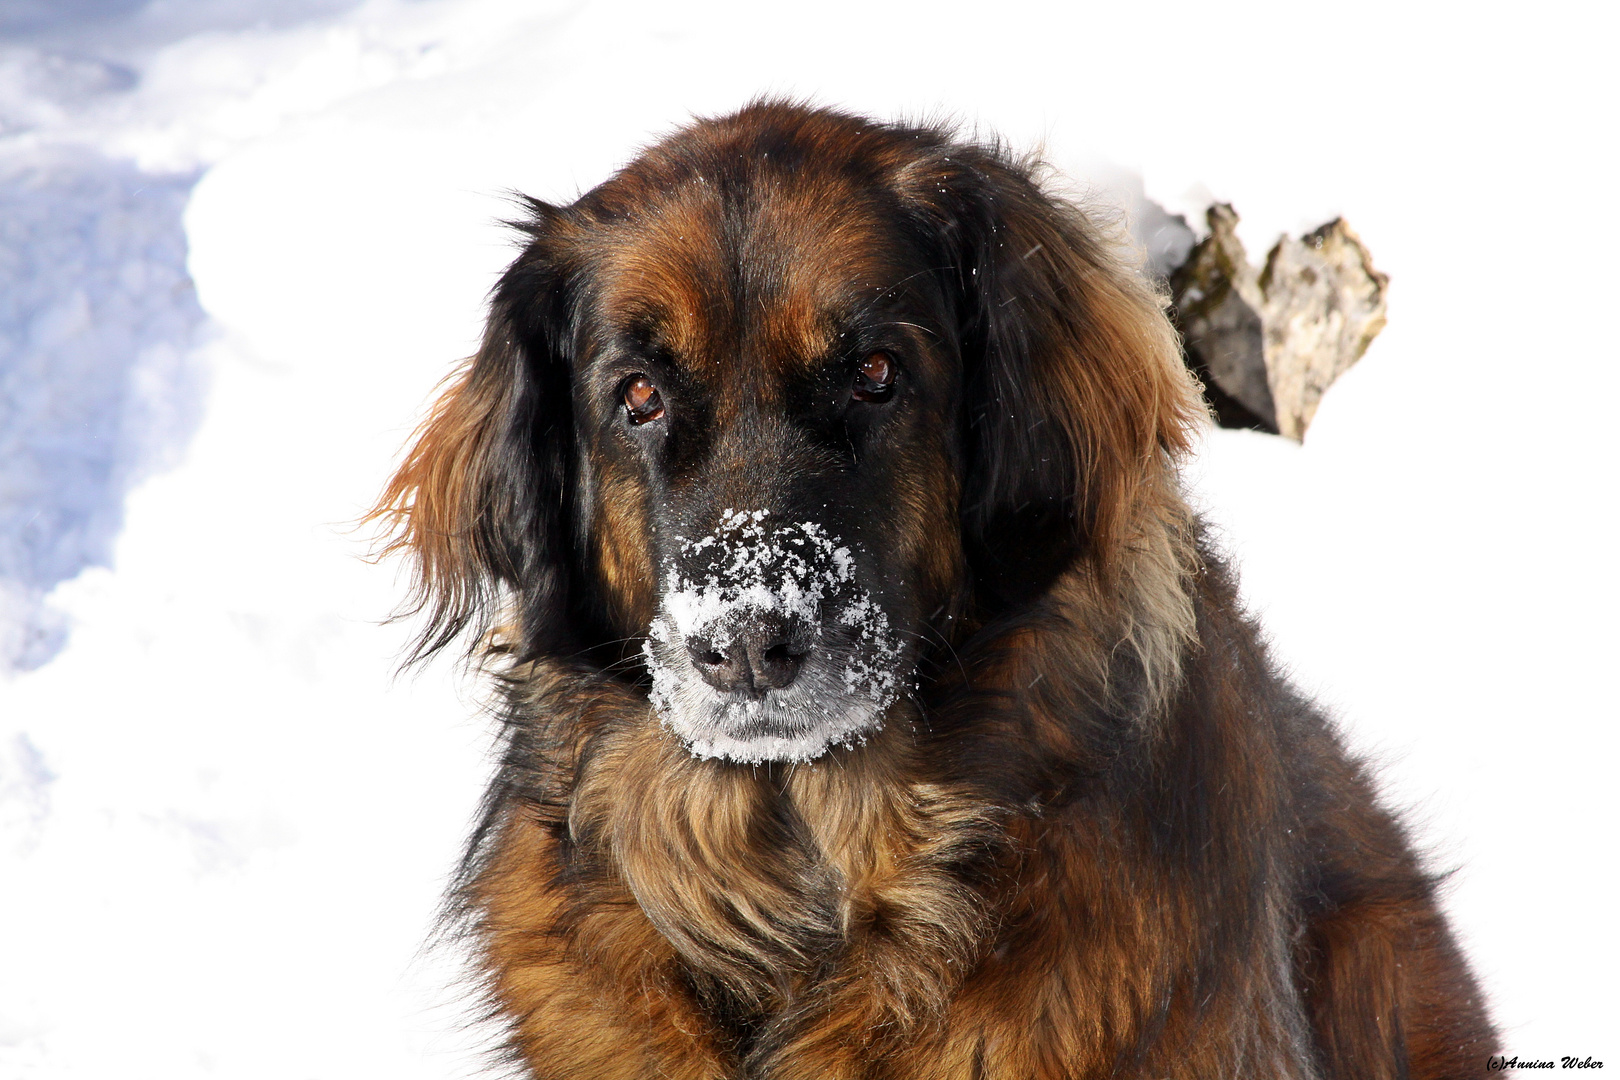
left=373, top=103, right=1497, bottom=1079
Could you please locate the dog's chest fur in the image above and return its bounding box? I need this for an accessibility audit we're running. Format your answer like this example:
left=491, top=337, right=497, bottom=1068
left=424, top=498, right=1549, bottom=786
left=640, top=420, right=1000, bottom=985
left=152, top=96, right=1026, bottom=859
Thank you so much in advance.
left=566, top=714, right=1004, bottom=1039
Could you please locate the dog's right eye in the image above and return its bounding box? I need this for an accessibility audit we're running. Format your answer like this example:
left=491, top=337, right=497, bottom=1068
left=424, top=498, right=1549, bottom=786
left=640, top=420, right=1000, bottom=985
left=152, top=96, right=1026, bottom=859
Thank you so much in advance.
left=622, top=375, right=665, bottom=424
left=852, top=351, right=896, bottom=402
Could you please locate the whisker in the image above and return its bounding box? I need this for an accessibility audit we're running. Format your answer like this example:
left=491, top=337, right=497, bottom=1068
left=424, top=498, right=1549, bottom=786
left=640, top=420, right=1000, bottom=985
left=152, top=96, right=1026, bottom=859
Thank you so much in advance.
left=866, top=318, right=941, bottom=340
left=896, top=623, right=970, bottom=685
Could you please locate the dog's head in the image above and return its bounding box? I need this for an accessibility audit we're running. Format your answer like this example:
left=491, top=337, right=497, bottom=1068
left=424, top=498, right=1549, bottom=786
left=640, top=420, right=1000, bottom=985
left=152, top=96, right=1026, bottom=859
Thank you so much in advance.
left=375, top=103, right=1202, bottom=764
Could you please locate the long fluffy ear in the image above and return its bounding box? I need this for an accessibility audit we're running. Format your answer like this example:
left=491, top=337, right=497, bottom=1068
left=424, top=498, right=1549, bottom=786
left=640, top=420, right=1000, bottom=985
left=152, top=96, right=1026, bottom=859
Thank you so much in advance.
left=901, top=146, right=1206, bottom=606
left=368, top=202, right=579, bottom=663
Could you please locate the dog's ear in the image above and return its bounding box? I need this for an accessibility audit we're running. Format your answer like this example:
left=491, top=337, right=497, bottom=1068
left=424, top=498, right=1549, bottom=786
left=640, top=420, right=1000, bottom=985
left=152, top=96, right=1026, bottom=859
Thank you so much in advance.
left=370, top=199, right=580, bottom=662
left=900, top=148, right=1205, bottom=606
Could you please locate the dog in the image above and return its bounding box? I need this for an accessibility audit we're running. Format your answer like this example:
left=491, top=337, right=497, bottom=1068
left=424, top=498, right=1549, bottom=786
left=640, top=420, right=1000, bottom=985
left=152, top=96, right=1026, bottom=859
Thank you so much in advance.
left=372, top=102, right=1498, bottom=1079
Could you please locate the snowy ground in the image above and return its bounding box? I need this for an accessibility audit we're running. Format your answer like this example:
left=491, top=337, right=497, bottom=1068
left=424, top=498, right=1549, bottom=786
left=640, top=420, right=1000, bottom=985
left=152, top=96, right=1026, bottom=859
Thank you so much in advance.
left=0, top=1, right=1615, bottom=1075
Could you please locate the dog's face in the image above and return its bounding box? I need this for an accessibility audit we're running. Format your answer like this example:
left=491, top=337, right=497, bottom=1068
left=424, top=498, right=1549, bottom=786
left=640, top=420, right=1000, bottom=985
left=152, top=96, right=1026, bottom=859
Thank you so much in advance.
left=377, top=104, right=1202, bottom=765
left=570, top=174, right=965, bottom=761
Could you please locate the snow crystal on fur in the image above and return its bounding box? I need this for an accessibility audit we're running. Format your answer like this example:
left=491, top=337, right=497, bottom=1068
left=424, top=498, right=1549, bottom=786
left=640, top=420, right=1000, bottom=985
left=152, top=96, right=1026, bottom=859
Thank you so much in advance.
left=643, top=510, right=902, bottom=764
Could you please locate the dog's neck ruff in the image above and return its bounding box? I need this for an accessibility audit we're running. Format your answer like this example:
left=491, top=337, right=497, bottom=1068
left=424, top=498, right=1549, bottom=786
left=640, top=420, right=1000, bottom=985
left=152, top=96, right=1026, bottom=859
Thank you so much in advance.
left=642, top=510, right=904, bottom=764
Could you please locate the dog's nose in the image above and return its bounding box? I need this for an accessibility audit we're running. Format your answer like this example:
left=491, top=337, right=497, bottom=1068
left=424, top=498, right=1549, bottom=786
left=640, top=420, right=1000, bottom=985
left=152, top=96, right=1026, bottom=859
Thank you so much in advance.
left=688, top=619, right=808, bottom=696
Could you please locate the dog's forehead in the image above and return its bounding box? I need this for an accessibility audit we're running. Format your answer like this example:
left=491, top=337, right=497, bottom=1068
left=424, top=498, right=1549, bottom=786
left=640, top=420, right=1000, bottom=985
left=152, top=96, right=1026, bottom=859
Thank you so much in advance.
left=590, top=169, right=909, bottom=376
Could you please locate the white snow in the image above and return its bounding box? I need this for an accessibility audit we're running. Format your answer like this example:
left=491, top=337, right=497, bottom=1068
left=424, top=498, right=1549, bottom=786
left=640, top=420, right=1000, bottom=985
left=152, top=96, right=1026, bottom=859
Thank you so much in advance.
left=0, top=0, right=1614, bottom=1074
left=0, top=149, right=207, bottom=671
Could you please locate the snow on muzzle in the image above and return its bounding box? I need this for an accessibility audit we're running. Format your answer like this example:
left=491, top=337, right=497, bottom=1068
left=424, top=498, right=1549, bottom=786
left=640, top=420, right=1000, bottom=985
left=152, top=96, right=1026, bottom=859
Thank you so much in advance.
left=643, top=509, right=903, bottom=764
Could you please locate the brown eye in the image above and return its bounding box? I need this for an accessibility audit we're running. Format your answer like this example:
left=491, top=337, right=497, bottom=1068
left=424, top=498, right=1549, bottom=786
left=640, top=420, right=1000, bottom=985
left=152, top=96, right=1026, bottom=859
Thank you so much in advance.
left=623, top=375, right=664, bottom=424
left=853, top=351, right=895, bottom=402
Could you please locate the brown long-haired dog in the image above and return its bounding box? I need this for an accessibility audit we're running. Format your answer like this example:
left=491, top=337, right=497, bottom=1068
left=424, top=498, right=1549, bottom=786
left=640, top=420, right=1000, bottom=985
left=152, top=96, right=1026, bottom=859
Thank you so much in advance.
left=373, top=102, right=1497, bottom=1079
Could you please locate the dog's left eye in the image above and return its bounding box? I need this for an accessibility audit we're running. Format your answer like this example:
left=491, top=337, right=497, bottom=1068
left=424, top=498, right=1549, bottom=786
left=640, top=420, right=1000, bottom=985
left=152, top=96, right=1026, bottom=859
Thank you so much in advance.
left=852, top=351, right=896, bottom=402
left=622, top=375, right=665, bottom=424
